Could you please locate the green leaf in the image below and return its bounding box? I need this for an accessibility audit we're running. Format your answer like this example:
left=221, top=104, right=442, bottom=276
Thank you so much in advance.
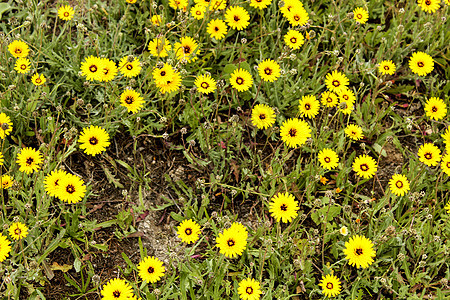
left=0, top=3, right=11, bottom=19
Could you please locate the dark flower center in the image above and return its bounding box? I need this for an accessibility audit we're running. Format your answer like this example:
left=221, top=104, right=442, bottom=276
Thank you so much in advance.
left=294, top=15, right=300, bottom=21
left=66, top=184, right=75, bottom=194
left=89, top=65, right=97, bottom=72
left=54, top=179, right=60, bottom=186
left=214, top=26, right=219, bottom=32
left=234, top=15, right=240, bottom=22
left=21, top=64, right=27, bottom=70
left=196, top=11, right=201, bottom=15
left=127, top=64, right=133, bottom=70
left=148, top=266, right=155, bottom=274
left=264, top=68, right=272, bottom=75
left=417, top=61, right=424, bottom=68
left=26, top=157, right=34, bottom=166
left=324, top=157, right=331, bottom=163
left=35, top=78, right=42, bottom=84
left=326, top=97, right=333, bottom=103
left=185, top=228, right=192, bottom=235
left=332, top=80, right=340, bottom=87
left=183, top=46, right=191, bottom=54
left=236, top=77, right=244, bottom=85
left=113, top=291, right=121, bottom=298
left=431, top=106, right=437, bottom=112
left=424, top=152, right=432, bottom=160
left=201, top=82, right=209, bottom=89
left=246, top=287, right=253, bottom=294
left=64, top=12, right=69, bottom=17
left=280, top=204, right=288, bottom=211
left=227, top=239, right=235, bottom=247
left=305, top=103, right=311, bottom=110
left=103, top=68, right=110, bottom=75
left=355, top=248, right=363, bottom=255
left=290, top=37, right=297, bottom=43
left=447, top=162, right=450, bottom=168
left=395, top=181, right=403, bottom=188
left=89, top=137, right=98, bottom=145
left=357, top=14, right=362, bottom=19
left=14, top=228, right=22, bottom=235
left=384, top=65, right=390, bottom=70
left=343, top=95, right=349, bottom=100
left=259, top=114, right=266, bottom=120
left=125, top=96, right=134, bottom=104
left=15, top=48, right=22, bottom=54
left=326, top=282, right=333, bottom=289
left=360, top=163, right=369, bottom=171
left=288, top=128, right=297, bottom=137
left=425, top=0, right=431, bottom=4
left=161, top=71, right=166, bottom=76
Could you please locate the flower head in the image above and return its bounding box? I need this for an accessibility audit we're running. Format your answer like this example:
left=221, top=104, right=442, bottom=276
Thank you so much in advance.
left=138, top=256, right=165, bottom=283
left=56, top=173, right=87, bottom=204
left=298, top=95, right=320, bottom=119
left=441, top=155, right=450, bottom=176
left=258, top=59, right=281, bottom=82
left=269, top=192, right=299, bottom=223
left=79, top=125, right=110, bottom=156
left=148, top=38, right=171, bottom=57
left=285, top=6, right=309, bottom=27
left=418, top=143, right=441, bottom=166
left=378, top=60, right=396, bottom=75
left=151, top=15, right=162, bottom=25
left=120, top=89, right=145, bottom=113
left=195, top=74, right=217, bottom=94
left=101, top=278, right=134, bottom=299
left=0, top=234, right=11, bottom=262
left=339, top=226, right=348, bottom=236
left=424, top=97, right=446, bottom=121
left=284, top=30, right=304, bottom=50
left=119, top=56, right=142, bottom=78
left=345, top=124, right=363, bottom=140
left=319, top=274, right=341, bottom=297
left=389, top=174, right=410, bottom=196
left=279, top=118, right=311, bottom=148
left=177, top=219, right=201, bottom=244
left=191, top=4, right=206, bottom=19
left=343, top=235, right=376, bottom=268
left=230, top=68, right=253, bottom=92
left=353, top=7, right=369, bottom=24
left=80, top=56, right=104, bottom=81
left=9, top=222, right=29, bottom=240
left=442, top=128, right=450, bottom=152
left=207, top=19, right=228, bottom=40
left=338, top=88, right=356, bottom=114
left=249, top=0, right=272, bottom=10
left=16, top=147, right=43, bottom=174
left=318, top=148, right=339, bottom=170
left=216, top=223, right=248, bottom=258
left=174, top=37, right=200, bottom=63
left=418, top=0, right=440, bottom=13
left=0, top=175, right=14, bottom=189
left=321, top=91, right=338, bottom=108
left=44, top=169, right=69, bottom=197
left=15, top=58, right=31, bottom=74
left=352, top=154, right=377, bottom=179
left=409, top=52, right=434, bottom=76
left=99, top=58, right=118, bottom=82
left=0, top=113, right=13, bottom=139
left=251, top=104, right=276, bottom=129
left=31, top=73, right=46, bottom=86
left=325, top=70, right=349, bottom=93
left=225, top=6, right=250, bottom=30
left=8, top=40, right=29, bottom=58
left=238, top=278, right=262, bottom=300
left=58, top=5, right=75, bottom=21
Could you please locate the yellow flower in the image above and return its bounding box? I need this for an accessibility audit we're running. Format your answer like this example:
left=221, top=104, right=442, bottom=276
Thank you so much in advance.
left=224, top=6, right=250, bottom=30
left=207, top=19, right=228, bottom=40
left=442, top=127, right=450, bottom=152
left=99, top=58, right=118, bottom=82
left=424, top=97, right=446, bottom=121
left=339, top=226, right=348, bottom=236
left=174, top=37, right=200, bottom=63
left=157, top=71, right=182, bottom=94
left=258, top=59, right=281, bottom=82
left=441, top=155, right=450, bottom=176
left=151, top=15, right=162, bottom=25
left=338, top=88, right=356, bottom=114
left=216, top=223, right=248, bottom=258
left=343, top=235, right=376, bottom=269
left=321, top=91, right=338, bottom=108
left=0, top=113, right=13, bottom=139
left=319, top=274, right=341, bottom=298
left=279, top=118, right=311, bottom=148
left=31, top=73, right=46, bottom=86
left=191, top=4, right=206, bottom=20
left=418, top=0, right=440, bottom=13
left=318, top=148, right=339, bottom=170
left=0, top=234, right=11, bottom=262
left=119, top=56, right=142, bottom=78
left=126, top=0, right=137, bottom=3
left=0, top=175, right=14, bottom=189
left=230, top=68, right=253, bottom=92
left=352, top=154, right=377, bottom=179
left=409, top=52, right=434, bottom=76
left=298, top=95, right=320, bottom=119
left=56, top=173, right=87, bottom=204
left=169, top=0, right=188, bottom=10
left=195, top=74, right=217, bottom=94
left=58, top=5, right=75, bottom=21
left=325, top=70, right=349, bottom=93
left=78, top=125, right=110, bottom=156
left=269, top=192, right=299, bottom=223
left=249, top=0, right=272, bottom=10
left=8, top=40, right=29, bottom=58
left=176, top=219, right=201, bottom=244
left=251, top=104, right=276, bottom=129
left=353, top=7, right=369, bottom=24
left=44, top=169, right=69, bottom=197
left=284, top=30, right=304, bottom=50
left=148, top=38, right=171, bottom=58
left=16, top=147, right=43, bottom=174
left=417, top=143, right=441, bottom=166
left=8, top=222, right=29, bottom=240
left=388, top=174, right=410, bottom=196
left=120, top=89, right=145, bottom=113
left=378, top=60, right=396, bottom=75
left=238, top=278, right=262, bottom=300
left=137, top=256, right=165, bottom=283
left=15, top=58, right=31, bottom=74
left=345, top=124, right=363, bottom=141
left=285, top=6, right=309, bottom=27
left=100, top=278, right=134, bottom=299
left=80, top=56, right=104, bottom=81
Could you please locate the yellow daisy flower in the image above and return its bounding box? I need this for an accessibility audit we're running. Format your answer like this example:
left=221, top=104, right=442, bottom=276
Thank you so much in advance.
left=207, top=19, right=228, bottom=40
left=191, top=4, right=206, bottom=19
left=345, top=124, right=363, bottom=141
left=0, top=113, right=13, bottom=139
left=120, top=89, right=145, bottom=113
left=176, top=219, right=201, bottom=244
left=418, top=143, right=441, bottom=166
left=269, top=192, right=299, bottom=223
left=9, top=222, right=29, bottom=240
left=8, top=40, right=30, bottom=58
left=15, top=58, right=31, bottom=74
left=352, top=154, right=377, bottom=179
left=325, top=70, right=349, bottom=93
left=0, top=175, right=14, bottom=189
left=285, top=6, right=309, bottom=27
left=337, top=88, right=356, bottom=115
left=100, top=278, right=134, bottom=299
left=230, top=68, right=253, bottom=92
left=251, top=104, right=276, bottom=129
left=284, top=30, right=304, bottom=50
left=418, top=0, right=440, bottom=13
left=343, top=235, right=376, bottom=268
left=78, top=125, right=110, bottom=156
left=58, top=5, right=75, bottom=21
left=298, top=95, right=320, bottom=119
left=319, top=274, right=341, bottom=298
left=238, top=278, right=262, bottom=300
left=353, top=7, right=369, bottom=24
left=137, top=256, right=165, bottom=283
left=258, top=59, right=281, bottom=82
left=31, top=73, right=46, bottom=86
left=80, top=56, right=104, bottom=81
left=119, top=56, right=142, bottom=78
left=321, top=91, right=339, bottom=108
left=169, top=0, right=188, bottom=10
left=56, top=173, right=87, bottom=204
left=151, top=15, right=162, bottom=25
left=99, top=58, right=118, bottom=82
left=441, top=155, right=450, bottom=176
left=157, top=71, right=182, bottom=94
left=16, top=147, right=43, bottom=174
left=424, top=97, right=446, bottom=121
left=216, top=223, right=248, bottom=258
left=388, top=174, right=410, bottom=196
left=195, top=74, right=217, bottom=94
left=0, top=234, right=12, bottom=262
left=409, top=52, right=434, bottom=76
left=174, top=37, right=200, bottom=63
left=318, top=148, right=339, bottom=170
left=224, top=6, right=250, bottom=30
left=378, top=60, right=396, bottom=75
left=249, top=0, right=272, bottom=10
left=44, top=169, right=69, bottom=197
left=148, top=38, right=171, bottom=57
left=279, top=118, right=311, bottom=148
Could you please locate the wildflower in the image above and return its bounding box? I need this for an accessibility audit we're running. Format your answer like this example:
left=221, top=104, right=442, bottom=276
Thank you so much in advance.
left=119, top=56, right=142, bottom=78
left=285, top=6, right=309, bottom=27
left=378, top=60, right=396, bottom=75
left=319, top=274, right=341, bottom=297
left=284, top=30, right=305, bottom=50
left=343, top=235, right=376, bottom=268
left=195, top=74, right=217, bottom=94
left=389, top=174, right=410, bottom=196
left=176, top=219, right=201, bottom=244
left=16, top=147, right=43, bottom=174
left=58, top=5, right=75, bottom=21
left=15, top=57, right=31, bottom=74
left=0, top=234, right=11, bottom=262
left=0, top=175, right=13, bottom=189
left=158, top=71, right=182, bottom=94
left=99, top=58, right=118, bottom=82
left=216, top=223, right=248, bottom=258
left=251, top=104, right=276, bottom=129
left=279, top=118, right=311, bottom=148
left=207, top=19, right=228, bottom=40
left=258, top=59, right=281, bottom=82
left=249, top=0, right=272, bottom=10
left=0, top=113, right=13, bottom=139
left=153, top=63, right=175, bottom=86
left=269, top=192, right=299, bottom=223
left=345, top=124, right=363, bottom=140
left=137, top=256, right=165, bottom=283
left=325, top=70, right=349, bottom=93
left=442, top=128, right=450, bottom=152
left=353, top=7, right=369, bottom=24
left=352, top=154, right=377, bottom=179
left=339, top=226, right=348, bottom=236
left=8, top=40, right=29, bottom=58
left=424, top=97, right=446, bottom=121
left=151, top=15, right=162, bottom=25
left=298, top=95, right=320, bottom=119
left=409, top=52, right=434, bottom=76
left=445, top=202, right=450, bottom=213
left=126, top=0, right=137, bottom=3
left=8, top=222, right=29, bottom=240
left=417, top=143, right=441, bottom=166
left=337, top=88, right=356, bottom=114
left=230, top=68, right=253, bottom=92
left=238, top=278, right=262, bottom=300
left=31, top=73, right=46, bottom=86
left=80, top=56, right=104, bottom=81
left=441, top=155, right=450, bottom=176
left=224, top=6, right=250, bottom=30
left=44, top=169, right=69, bottom=197
left=320, top=175, right=328, bottom=185
left=418, top=0, right=440, bottom=13
left=56, top=173, right=87, bottom=204
left=321, top=91, right=338, bottom=108
left=280, top=0, right=303, bottom=17
left=318, top=148, right=339, bottom=170
left=169, top=0, right=188, bottom=10
left=100, top=278, right=134, bottom=299
left=79, top=125, right=110, bottom=156
left=191, top=4, right=206, bottom=19
left=120, top=89, right=145, bottom=113
left=148, top=38, right=171, bottom=58
left=174, top=37, right=200, bottom=63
